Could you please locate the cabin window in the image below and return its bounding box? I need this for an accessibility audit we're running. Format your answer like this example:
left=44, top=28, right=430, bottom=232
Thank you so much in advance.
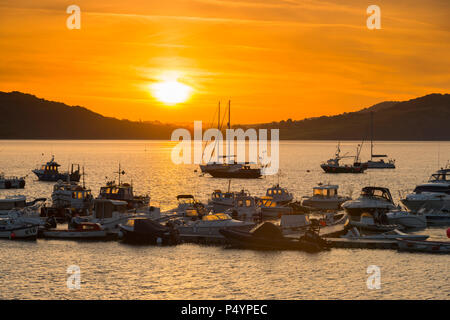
left=246, top=199, right=252, bottom=207
left=126, top=220, right=135, bottom=227
left=268, top=190, right=272, bottom=195
left=238, top=200, right=243, bottom=207
left=314, top=189, right=323, bottom=196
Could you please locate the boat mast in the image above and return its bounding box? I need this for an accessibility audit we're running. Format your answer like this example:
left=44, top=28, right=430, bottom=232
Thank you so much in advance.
left=227, top=100, right=231, bottom=163
left=118, top=163, right=121, bottom=185
left=370, top=111, right=374, bottom=160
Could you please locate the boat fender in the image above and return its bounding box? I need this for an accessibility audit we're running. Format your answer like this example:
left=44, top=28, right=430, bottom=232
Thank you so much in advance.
left=447, top=228, right=450, bottom=238
left=156, top=237, right=162, bottom=245
left=118, top=231, right=124, bottom=239
left=9, top=232, right=16, bottom=240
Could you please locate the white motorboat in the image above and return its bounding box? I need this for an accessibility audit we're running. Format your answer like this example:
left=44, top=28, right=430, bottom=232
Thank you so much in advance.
left=301, top=184, right=351, bottom=210
left=225, top=192, right=261, bottom=222
left=342, top=228, right=428, bottom=241
left=208, top=189, right=249, bottom=213
left=401, top=168, right=450, bottom=212
left=342, top=187, right=396, bottom=219
left=347, top=213, right=402, bottom=233
left=265, top=184, right=293, bottom=205
left=0, top=216, right=39, bottom=240
left=78, top=199, right=134, bottom=233
left=42, top=222, right=107, bottom=239
left=172, top=213, right=254, bottom=242
left=386, top=210, right=427, bottom=229
left=257, top=196, right=293, bottom=218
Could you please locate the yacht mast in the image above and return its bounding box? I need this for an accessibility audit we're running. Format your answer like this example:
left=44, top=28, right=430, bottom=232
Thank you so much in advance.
left=370, top=111, right=374, bottom=160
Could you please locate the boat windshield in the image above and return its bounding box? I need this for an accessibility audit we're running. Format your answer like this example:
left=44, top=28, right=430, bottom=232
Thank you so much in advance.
left=202, top=213, right=231, bottom=221
left=313, top=188, right=337, bottom=197
left=414, top=185, right=450, bottom=194
left=429, top=173, right=450, bottom=182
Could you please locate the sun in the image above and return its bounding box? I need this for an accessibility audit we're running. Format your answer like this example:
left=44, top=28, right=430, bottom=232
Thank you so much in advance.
left=151, top=78, right=193, bottom=105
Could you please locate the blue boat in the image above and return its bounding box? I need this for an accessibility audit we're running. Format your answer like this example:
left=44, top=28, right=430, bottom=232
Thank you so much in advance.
left=32, top=156, right=80, bottom=182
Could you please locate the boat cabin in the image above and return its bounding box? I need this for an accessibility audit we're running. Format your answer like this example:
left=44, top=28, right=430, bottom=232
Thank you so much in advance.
left=99, top=182, right=134, bottom=201
left=257, top=196, right=278, bottom=208
left=54, top=182, right=92, bottom=200
left=235, top=195, right=257, bottom=209
left=93, top=199, right=128, bottom=219
left=312, top=185, right=339, bottom=198
left=266, top=184, right=291, bottom=198
left=360, top=187, right=394, bottom=204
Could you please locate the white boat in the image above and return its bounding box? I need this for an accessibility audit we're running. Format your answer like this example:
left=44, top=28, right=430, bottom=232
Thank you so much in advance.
left=342, top=187, right=396, bottom=219
left=348, top=213, right=402, bottom=233
left=265, top=184, right=293, bottom=205
left=0, top=216, right=39, bottom=239
left=78, top=199, right=134, bottom=233
left=0, top=173, right=26, bottom=189
left=42, top=222, right=107, bottom=239
left=301, top=184, right=350, bottom=210
left=224, top=192, right=261, bottom=222
left=173, top=213, right=254, bottom=241
left=397, top=239, right=450, bottom=253
left=417, top=208, right=450, bottom=226
left=386, top=210, right=427, bottom=229
left=208, top=189, right=249, bottom=213
left=167, top=194, right=209, bottom=216
left=401, top=168, right=450, bottom=212
left=342, top=228, right=428, bottom=241
left=257, top=196, right=293, bottom=218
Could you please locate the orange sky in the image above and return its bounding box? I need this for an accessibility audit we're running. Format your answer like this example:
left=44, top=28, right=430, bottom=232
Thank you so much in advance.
left=0, top=0, right=449, bottom=124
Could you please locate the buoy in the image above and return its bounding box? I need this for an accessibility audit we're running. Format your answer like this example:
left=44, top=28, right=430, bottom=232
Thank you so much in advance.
left=447, top=228, right=450, bottom=238
left=9, top=232, right=16, bottom=240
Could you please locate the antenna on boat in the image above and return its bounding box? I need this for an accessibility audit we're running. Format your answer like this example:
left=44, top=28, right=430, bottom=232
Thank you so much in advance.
left=82, top=166, right=85, bottom=188
left=227, top=179, right=231, bottom=193
left=118, top=163, right=121, bottom=185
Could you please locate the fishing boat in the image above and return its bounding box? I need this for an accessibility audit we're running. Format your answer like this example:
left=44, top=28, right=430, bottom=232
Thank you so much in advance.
left=301, top=184, right=351, bottom=210
left=0, top=173, right=25, bottom=189
left=401, top=167, right=450, bottom=212
left=257, top=196, right=293, bottom=218
left=265, top=184, right=293, bottom=205
left=0, top=216, right=39, bottom=240
left=342, top=187, right=397, bottom=219
left=51, top=180, right=93, bottom=212
left=32, top=156, right=80, bottom=182
left=98, top=165, right=149, bottom=209
left=167, top=194, right=209, bottom=217
left=87, top=199, right=133, bottom=233
left=118, top=217, right=179, bottom=245
left=42, top=222, right=107, bottom=240
left=363, top=111, right=396, bottom=169
left=219, top=222, right=328, bottom=252
left=320, top=143, right=367, bottom=173
left=397, top=239, right=450, bottom=253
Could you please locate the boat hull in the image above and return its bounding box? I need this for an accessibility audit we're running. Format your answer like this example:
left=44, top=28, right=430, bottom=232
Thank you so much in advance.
left=401, top=198, right=450, bottom=212
left=397, top=240, right=450, bottom=253
left=320, top=164, right=367, bottom=174
left=0, top=225, right=38, bottom=240
left=42, top=229, right=107, bottom=239
left=0, top=178, right=26, bottom=189
left=208, top=169, right=262, bottom=179
left=32, top=170, right=80, bottom=182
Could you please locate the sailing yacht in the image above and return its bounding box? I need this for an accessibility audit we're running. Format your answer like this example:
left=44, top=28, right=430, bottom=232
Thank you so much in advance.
left=363, top=112, right=395, bottom=169
left=200, top=101, right=262, bottom=179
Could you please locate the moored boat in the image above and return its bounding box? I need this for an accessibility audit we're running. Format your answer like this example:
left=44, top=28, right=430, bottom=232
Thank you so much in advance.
left=342, top=187, right=397, bottom=219
left=397, top=239, right=450, bottom=254
left=119, top=217, right=179, bottom=245
left=42, top=222, right=108, bottom=240
left=0, top=216, right=39, bottom=240
left=321, top=143, right=367, bottom=174
left=0, top=173, right=26, bottom=189
left=265, top=184, right=293, bottom=205
left=301, top=184, right=351, bottom=210
left=32, top=156, right=80, bottom=182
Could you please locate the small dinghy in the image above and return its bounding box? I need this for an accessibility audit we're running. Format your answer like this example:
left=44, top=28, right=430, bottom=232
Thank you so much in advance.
left=219, top=222, right=328, bottom=252
left=42, top=222, right=107, bottom=240
left=342, top=227, right=429, bottom=241
left=397, top=239, right=450, bottom=254
left=118, top=217, right=179, bottom=245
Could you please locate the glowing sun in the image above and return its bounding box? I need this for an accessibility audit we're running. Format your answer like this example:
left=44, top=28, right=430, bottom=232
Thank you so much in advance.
left=151, top=78, right=192, bottom=105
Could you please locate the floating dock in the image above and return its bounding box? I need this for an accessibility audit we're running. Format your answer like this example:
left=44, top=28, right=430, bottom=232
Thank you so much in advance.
left=326, top=238, right=398, bottom=250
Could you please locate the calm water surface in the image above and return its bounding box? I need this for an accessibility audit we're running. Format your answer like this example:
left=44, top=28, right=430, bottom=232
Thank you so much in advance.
left=0, top=140, right=448, bottom=299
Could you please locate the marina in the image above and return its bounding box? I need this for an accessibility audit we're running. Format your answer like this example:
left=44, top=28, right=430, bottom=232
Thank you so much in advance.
left=0, top=140, right=449, bottom=300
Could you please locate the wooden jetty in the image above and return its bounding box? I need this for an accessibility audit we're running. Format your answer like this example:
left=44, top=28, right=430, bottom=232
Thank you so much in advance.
left=326, top=238, right=399, bottom=250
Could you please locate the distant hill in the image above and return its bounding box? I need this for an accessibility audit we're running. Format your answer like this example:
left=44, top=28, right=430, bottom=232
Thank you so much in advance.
left=0, top=91, right=176, bottom=139
left=242, top=93, right=450, bottom=140
left=0, top=91, right=449, bottom=140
